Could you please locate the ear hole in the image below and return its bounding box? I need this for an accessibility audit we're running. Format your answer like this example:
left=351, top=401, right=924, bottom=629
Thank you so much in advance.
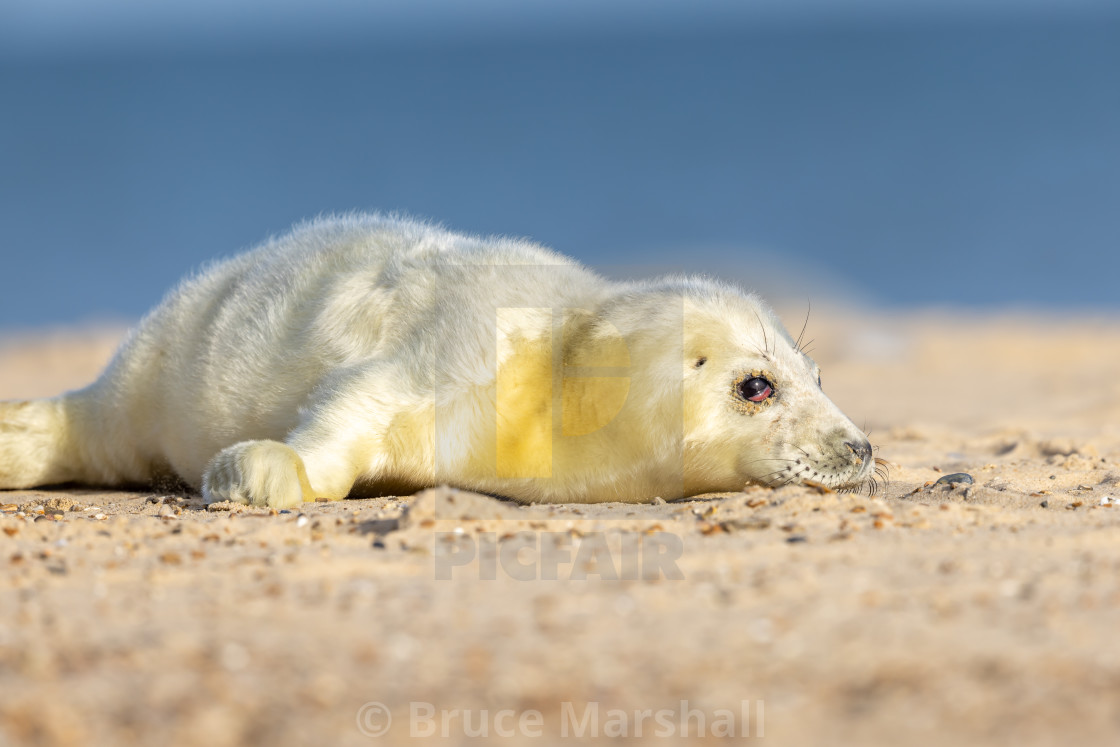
left=694, top=356, right=707, bottom=368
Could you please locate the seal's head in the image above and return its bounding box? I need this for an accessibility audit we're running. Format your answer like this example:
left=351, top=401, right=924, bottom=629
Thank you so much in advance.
left=677, top=281, right=876, bottom=494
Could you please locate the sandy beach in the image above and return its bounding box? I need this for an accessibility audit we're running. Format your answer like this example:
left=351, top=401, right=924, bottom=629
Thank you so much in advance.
left=2, top=309, right=1119, bottom=746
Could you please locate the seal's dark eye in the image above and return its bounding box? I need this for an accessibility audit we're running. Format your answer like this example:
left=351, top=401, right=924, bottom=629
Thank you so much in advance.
left=738, top=376, right=773, bottom=403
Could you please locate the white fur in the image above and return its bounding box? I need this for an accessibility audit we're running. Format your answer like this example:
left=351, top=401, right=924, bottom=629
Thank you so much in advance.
left=0, top=214, right=874, bottom=506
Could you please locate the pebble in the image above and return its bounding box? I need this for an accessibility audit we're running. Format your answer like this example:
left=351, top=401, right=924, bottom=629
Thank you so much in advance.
left=1101, top=496, right=1113, bottom=506
left=723, top=517, right=771, bottom=531
left=786, top=535, right=809, bottom=544
left=934, top=472, right=974, bottom=487
left=295, top=515, right=310, bottom=528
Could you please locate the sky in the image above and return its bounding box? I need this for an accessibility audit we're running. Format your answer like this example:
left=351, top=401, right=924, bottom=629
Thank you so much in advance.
left=3, top=0, right=1118, bottom=53
left=2, top=0, right=1119, bottom=325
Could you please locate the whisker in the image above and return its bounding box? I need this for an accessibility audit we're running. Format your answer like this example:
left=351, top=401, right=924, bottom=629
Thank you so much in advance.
left=787, top=443, right=812, bottom=459
left=795, top=300, right=812, bottom=354
left=751, top=308, right=773, bottom=358
left=760, top=472, right=791, bottom=489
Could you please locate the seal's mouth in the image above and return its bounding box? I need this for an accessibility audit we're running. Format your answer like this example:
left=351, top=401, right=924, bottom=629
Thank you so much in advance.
left=837, top=456, right=890, bottom=496
left=755, top=444, right=887, bottom=496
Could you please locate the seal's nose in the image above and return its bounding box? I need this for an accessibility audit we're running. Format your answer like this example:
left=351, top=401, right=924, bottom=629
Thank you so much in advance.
left=845, top=440, right=872, bottom=464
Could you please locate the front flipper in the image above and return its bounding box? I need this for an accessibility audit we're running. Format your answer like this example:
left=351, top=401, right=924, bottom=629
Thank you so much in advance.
left=202, top=440, right=325, bottom=508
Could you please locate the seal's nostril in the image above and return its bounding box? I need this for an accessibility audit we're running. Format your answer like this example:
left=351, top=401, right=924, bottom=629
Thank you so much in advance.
left=844, top=440, right=872, bottom=461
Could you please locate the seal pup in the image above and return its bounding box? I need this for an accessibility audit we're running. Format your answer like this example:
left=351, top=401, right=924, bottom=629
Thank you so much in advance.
left=0, top=214, right=875, bottom=506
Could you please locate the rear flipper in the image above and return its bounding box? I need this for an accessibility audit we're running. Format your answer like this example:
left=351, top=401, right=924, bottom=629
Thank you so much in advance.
left=0, top=397, right=79, bottom=489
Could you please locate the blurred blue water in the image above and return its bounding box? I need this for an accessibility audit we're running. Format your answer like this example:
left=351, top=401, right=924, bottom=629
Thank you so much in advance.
left=2, top=15, right=1119, bottom=327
